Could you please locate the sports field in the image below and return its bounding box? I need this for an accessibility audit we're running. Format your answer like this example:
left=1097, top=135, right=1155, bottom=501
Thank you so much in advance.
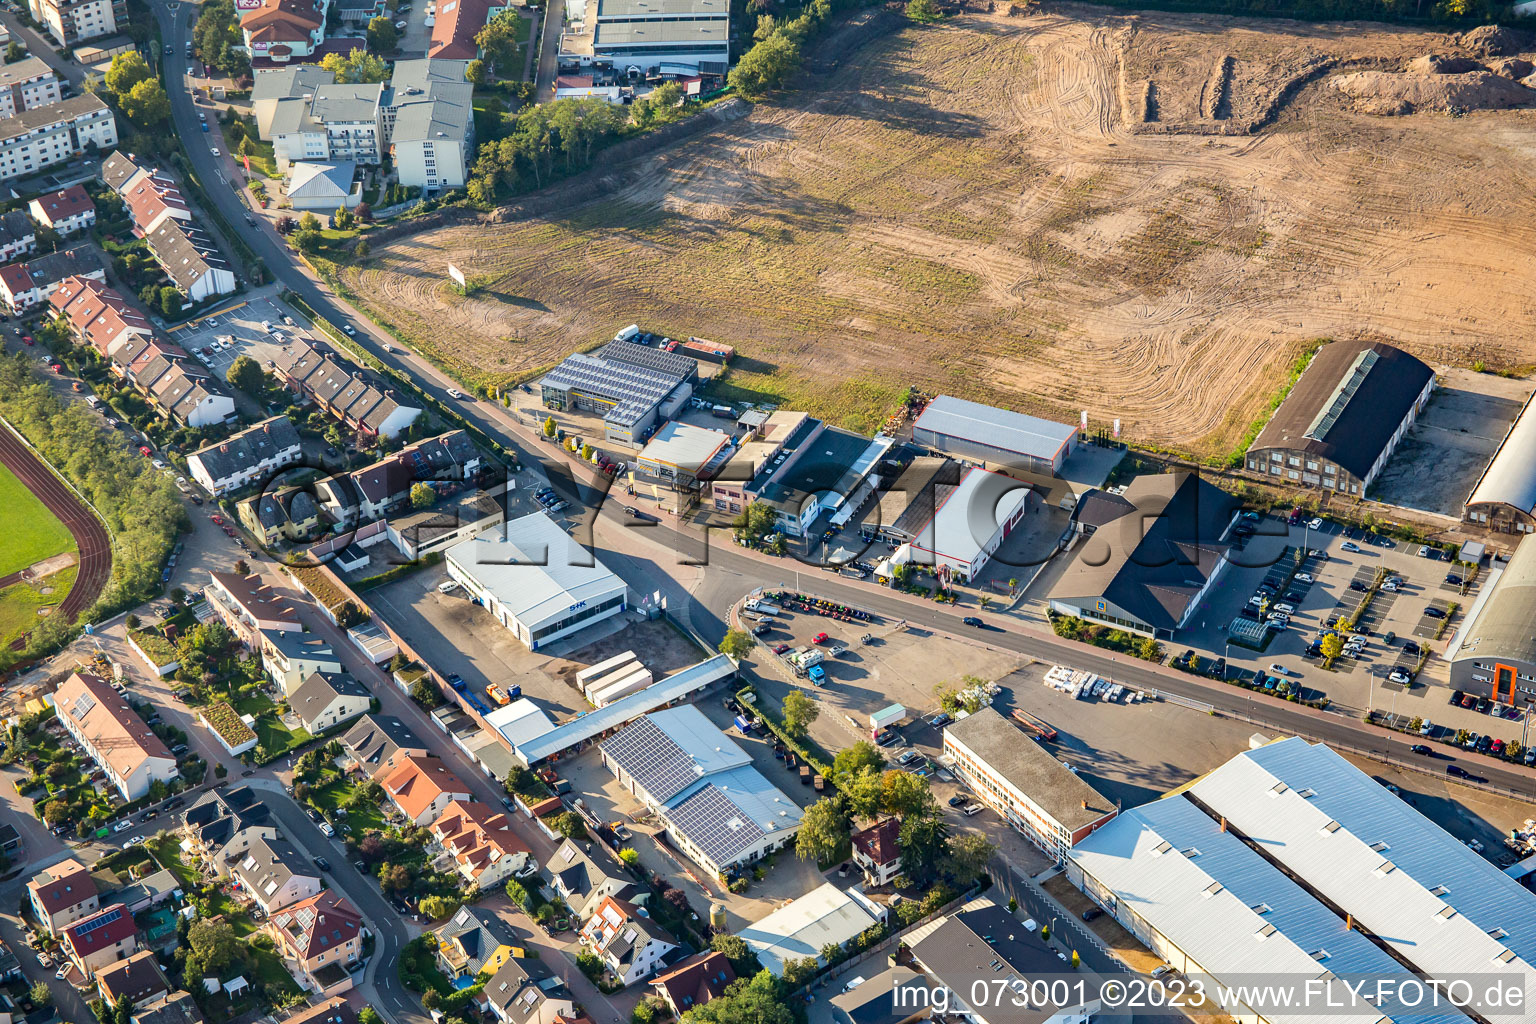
left=0, top=464, right=75, bottom=579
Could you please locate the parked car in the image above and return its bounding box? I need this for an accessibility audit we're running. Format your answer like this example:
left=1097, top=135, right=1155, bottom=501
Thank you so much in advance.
left=1295, top=572, right=1314, bottom=583
left=1425, top=606, right=1446, bottom=618
left=1082, top=908, right=1103, bottom=922
left=315, top=857, right=331, bottom=871
left=320, top=822, right=335, bottom=837
left=1307, top=517, right=1323, bottom=530
left=1342, top=541, right=1362, bottom=552
left=1389, top=669, right=1411, bottom=684
left=1267, top=663, right=1293, bottom=677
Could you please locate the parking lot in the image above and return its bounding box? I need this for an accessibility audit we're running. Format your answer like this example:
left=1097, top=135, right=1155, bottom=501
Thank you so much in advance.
left=1372, top=368, right=1534, bottom=517
left=167, top=293, right=309, bottom=384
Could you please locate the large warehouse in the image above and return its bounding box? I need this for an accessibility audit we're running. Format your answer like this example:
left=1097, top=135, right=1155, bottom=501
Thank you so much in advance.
left=445, top=514, right=628, bottom=651
left=1188, top=737, right=1536, bottom=1020
left=912, top=395, right=1077, bottom=475
left=1069, top=796, right=1472, bottom=1024
left=1446, top=533, right=1536, bottom=703
left=539, top=343, right=696, bottom=448
left=944, top=707, right=1118, bottom=862
left=906, top=466, right=1034, bottom=582
left=1246, top=340, right=1434, bottom=495
left=1049, top=473, right=1240, bottom=639
left=1465, top=391, right=1536, bottom=534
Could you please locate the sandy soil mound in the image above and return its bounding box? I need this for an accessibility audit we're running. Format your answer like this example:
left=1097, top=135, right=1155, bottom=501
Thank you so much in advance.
left=1488, top=56, right=1534, bottom=79
left=1407, top=53, right=1487, bottom=74
left=1457, top=24, right=1534, bottom=57
left=1331, top=69, right=1535, bottom=114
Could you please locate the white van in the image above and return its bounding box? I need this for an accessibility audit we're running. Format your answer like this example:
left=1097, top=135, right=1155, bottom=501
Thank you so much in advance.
left=1274, top=603, right=1295, bottom=615
left=85, top=396, right=100, bottom=408
left=437, top=580, right=461, bottom=594
left=614, top=324, right=641, bottom=343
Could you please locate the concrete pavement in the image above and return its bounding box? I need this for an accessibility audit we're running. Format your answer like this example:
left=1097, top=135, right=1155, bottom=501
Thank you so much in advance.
left=0, top=14, right=83, bottom=86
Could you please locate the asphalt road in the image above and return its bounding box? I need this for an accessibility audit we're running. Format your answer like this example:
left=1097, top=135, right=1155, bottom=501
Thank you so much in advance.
left=0, top=14, right=83, bottom=86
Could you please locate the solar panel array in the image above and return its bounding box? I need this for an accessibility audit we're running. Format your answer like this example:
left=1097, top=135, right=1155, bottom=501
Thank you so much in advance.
left=541, top=353, right=681, bottom=426
left=74, top=906, right=122, bottom=936
left=663, top=785, right=765, bottom=867
left=601, top=717, right=700, bottom=804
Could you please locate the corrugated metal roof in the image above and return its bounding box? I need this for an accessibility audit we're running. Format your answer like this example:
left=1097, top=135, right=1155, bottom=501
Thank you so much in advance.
left=1467, top=391, right=1536, bottom=516
left=1448, top=534, right=1536, bottom=668
left=1071, top=796, right=1472, bottom=1024
left=1188, top=737, right=1536, bottom=1017
left=912, top=395, right=1076, bottom=461
left=910, top=465, right=1029, bottom=569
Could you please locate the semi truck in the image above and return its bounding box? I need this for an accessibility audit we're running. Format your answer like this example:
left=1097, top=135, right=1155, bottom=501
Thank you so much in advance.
left=787, top=648, right=825, bottom=675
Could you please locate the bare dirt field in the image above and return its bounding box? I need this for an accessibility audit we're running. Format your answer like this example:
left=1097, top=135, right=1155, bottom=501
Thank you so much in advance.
left=341, top=6, right=1536, bottom=454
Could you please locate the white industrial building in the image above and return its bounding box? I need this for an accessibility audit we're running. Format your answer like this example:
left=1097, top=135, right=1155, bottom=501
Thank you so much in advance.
left=445, top=514, right=627, bottom=651
left=1186, top=737, right=1536, bottom=1020
left=1068, top=795, right=1474, bottom=1024
left=600, top=705, right=803, bottom=877
left=559, top=0, right=729, bottom=76
left=906, top=466, right=1032, bottom=582
left=737, top=883, right=882, bottom=978
left=912, top=395, right=1077, bottom=476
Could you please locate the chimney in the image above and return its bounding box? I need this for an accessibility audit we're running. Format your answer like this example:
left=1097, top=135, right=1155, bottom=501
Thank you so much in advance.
left=1080, top=800, right=1088, bottom=810
left=1220, top=817, right=1228, bottom=833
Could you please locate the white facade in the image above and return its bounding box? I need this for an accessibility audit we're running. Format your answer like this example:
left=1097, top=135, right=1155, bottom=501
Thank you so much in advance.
left=391, top=133, right=470, bottom=190
left=187, top=428, right=303, bottom=496
left=445, top=515, right=627, bottom=651
left=0, top=95, right=118, bottom=183
left=0, top=59, right=61, bottom=117
left=29, top=0, right=119, bottom=47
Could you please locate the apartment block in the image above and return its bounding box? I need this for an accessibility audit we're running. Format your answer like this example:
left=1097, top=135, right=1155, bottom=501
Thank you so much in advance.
left=0, top=95, right=118, bottom=183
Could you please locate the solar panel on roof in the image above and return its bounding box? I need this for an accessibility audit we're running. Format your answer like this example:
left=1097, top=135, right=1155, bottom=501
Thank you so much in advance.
left=662, top=785, right=766, bottom=866
left=74, top=907, right=122, bottom=935
left=601, top=717, right=702, bottom=804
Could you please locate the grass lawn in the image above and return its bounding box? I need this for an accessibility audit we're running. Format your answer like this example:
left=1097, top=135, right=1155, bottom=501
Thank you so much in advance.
left=220, top=122, right=280, bottom=178
left=310, top=778, right=387, bottom=835
left=0, top=465, right=76, bottom=578
left=234, top=693, right=313, bottom=758
left=0, top=564, right=76, bottom=649
left=151, top=835, right=200, bottom=891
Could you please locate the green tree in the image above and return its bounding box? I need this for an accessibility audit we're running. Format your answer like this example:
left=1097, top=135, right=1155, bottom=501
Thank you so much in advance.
left=42, top=798, right=70, bottom=826
left=781, top=689, right=819, bottom=738
left=159, top=286, right=183, bottom=318
left=899, top=813, right=952, bottom=884
left=733, top=500, right=778, bottom=541
left=880, top=769, right=935, bottom=818
left=366, top=15, right=399, bottom=52
left=708, top=934, right=758, bottom=977
left=685, top=970, right=794, bottom=1024
left=320, top=48, right=390, bottom=84
left=1136, top=636, right=1160, bottom=661
left=795, top=796, right=848, bottom=864
left=841, top=767, right=883, bottom=822
left=194, top=0, right=251, bottom=76
left=780, top=956, right=819, bottom=987
left=292, top=229, right=323, bottom=255
left=905, top=0, right=940, bottom=22
left=466, top=59, right=488, bottom=86
left=1072, top=949, right=1081, bottom=968
left=943, top=831, right=996, bottom=886
left=832, top=740, right=884, bottom=784
left=4, top=43, right=23, bottom=64
left=504, top=878, right=532, bottom=911
left=410, top=482, right=437, bottom=509
left=188, top=919, right=240, bottom=975
left=410, top=676, right=442, bottom=709
left=354, top=239, right=371, bottom=261
left=552, top=811, right=588, bottom=840
left=543, top=415, right=558, bottom=438
left=226, top=354, right=266, bottom=395
left=419, top=895, right=459, bottom=919
left=727, top=31, right=801, bottom=100
left=299, top=212, right=323, bottom=232
left=29, top=982, right=50, bottom=1007
left=121, top=78, right=171, bottom=127
left=333, top=205, right=356, bottom=230
left=358, top=1009, right=383, bottom=1024
left=718, top=628, right=754, bottom=660
left=475, top=11, right=526, bottom=73
left=105, top=52, right=152, bottom=98
left=633, top=81, right=684, bottom=128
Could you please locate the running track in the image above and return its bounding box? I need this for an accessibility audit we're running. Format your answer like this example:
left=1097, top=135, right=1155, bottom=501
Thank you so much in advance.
left=0, top=424, right=111, bottom=639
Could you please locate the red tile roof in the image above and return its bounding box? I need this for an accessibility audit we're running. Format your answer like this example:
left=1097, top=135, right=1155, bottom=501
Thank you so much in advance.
left=650, top=951, right=735, bottom=1012
left=62, top=903, right=135, bottom=958
left=383, top=754, right=471, bottom=821
left=430, top=801, right=531, bottom=880
left=851, top=817, right=901, bottom=866
left=430, top=0, right=495, bottom=59
left=27, top=858, right=97, bottom=916
left=31, top=185, right=93, bottom=226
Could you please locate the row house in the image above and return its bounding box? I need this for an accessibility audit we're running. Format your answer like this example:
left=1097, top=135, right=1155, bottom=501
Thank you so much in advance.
left=0, top=246, right=103, bottom=313
left=50, top=275, right=152, bottom=356
left=0, top=94, right=117, bottom=182
left=186, top=415, right=303, bottom=496
left=115, top=338, right=235, bottom=428
left=146, top=219, right=236, bottom=303
left=53, top=671, right=177, bottom=800
left=272, top=338, right=421, bottom=439
left=206, top=570, right=301, bottom=646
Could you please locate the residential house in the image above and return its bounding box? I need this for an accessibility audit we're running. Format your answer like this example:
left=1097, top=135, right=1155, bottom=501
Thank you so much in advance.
left=121, top=172, right=191, bottom=237
left=130, top=991, right=203, bottom=1024
left=60, top=903, right=137, bottom=978
left=186, top=416, right=303, bottom=497
left=28, top=0, right=122, bottom=47
left=101, top=150, right=151, bottom=193
left=649, top=951, right=734, bottom=1017
left=577, top=896, right=676, bottom=986
left=271, top=338, right=421, bottom=439
left=429, top=0, right=498, bottom=59
left=260, top=630, right=343, bottom=696
left=239, top=0, right=328, bottom=59
left=382, top=754, right=472, bottom=825
left=29, top=184, right=94, bottom=235
left=542, top=840, right=642, bottom=921
left=0, top=209, right=36, bottom=262
left=180, top=787, right=273, bottom=861
left=237, top=486, right=321, bottom=544
left=126, top=347, right=234, bottom=428
left=52, top=672, right=177, bottom=800
left=207, top=571, right=301, bottom=646
left=0, top=247, right=104, bottom=313
left=208, top=825, right=284, bottom=879
left=0, top=94, right=118, bottom=182
left=850, top=818, right=902, bottom=887
left=435, top=906, right=523, bottom=981
left=0, top=57, right=61, bottom=117
left=826, top=966, right=932, bottom=1024
left=268, top=890, right=365, bottom=995
left=276, top=997, right=355, bottom=1024
left=429, top=801, right=531, bottom=888
left=340, top=714, right=428, bottom=776
left=27, top=858, right=99, bottom=936
left=109, top=868, right=182, bottom=916
left=49, top=275, right=151, bottom=357
left=229, top=834, right=322, bottom=914
left=145, top=219, right=236, bottom=302
left=95, top=949, right=170, bottom=1007
left=288, top=161, right=360, bottom=210
left=484, top=956, right=575, bottom=1024
left=289, top=671, right=371, bottom=734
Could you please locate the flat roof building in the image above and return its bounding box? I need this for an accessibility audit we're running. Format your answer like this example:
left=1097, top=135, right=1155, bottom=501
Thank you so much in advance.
left=630, top=421, right=731, bottom=514
left=862, top=455, right=959, bottom=545
left=912, top=395, right=1077, bottom=476
left=943, top=707, right=1117, bottom=863
left=1048, top=473, right=1240, bottom=640
left=1447, top=533, right=1536, bottom=702
left=1068, top=794, right=1472, bottom=1024
left=445, top=514, right=628, bottom=651
left=1465, top=390, right=1536, bottom=534
left=559, top=0, right=729, bottom=74
left=1246, top=340, right=1434, bottom=495
left=539, top=350, right=688, bottom=448
left=1187, top=736, right=1536, bottom=1020
left=738, top=882, right=881, bottom=978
